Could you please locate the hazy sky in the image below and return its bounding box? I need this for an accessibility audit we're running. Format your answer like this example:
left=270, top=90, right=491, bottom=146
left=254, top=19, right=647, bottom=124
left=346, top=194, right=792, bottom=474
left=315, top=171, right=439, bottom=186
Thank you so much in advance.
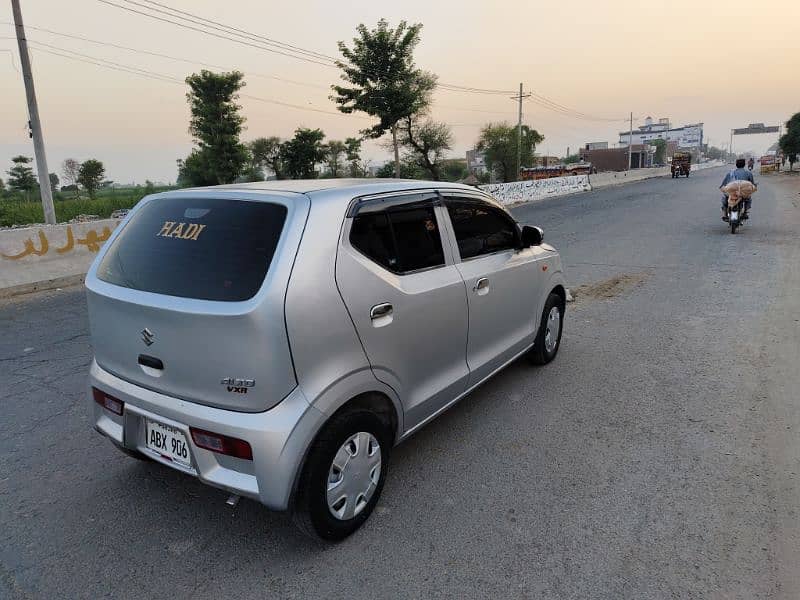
left=2, top=0, right=798, bottom=184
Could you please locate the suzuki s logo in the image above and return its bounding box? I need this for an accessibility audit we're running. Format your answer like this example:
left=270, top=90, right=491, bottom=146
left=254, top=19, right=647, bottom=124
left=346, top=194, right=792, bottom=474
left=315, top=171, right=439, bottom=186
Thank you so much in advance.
left=141, top=328, right=155, bottom=346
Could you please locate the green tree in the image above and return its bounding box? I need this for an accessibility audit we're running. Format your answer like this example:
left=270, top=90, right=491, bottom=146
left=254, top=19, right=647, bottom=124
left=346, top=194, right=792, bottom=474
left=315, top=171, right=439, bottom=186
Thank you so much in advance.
left=399, top=116, right=453, bottom=180
left=324, top=140, right=347, bottom=177
left=239, top=147, right=264, bottom=182
left=779, top=112, right=800, bottom=171
left=62, top=158, right=81, bottom=197
left=562, top=153, right=582, bottom=164
left=183, top=70, right=248, bottom=185
left=649, top=139, right=666, bottom=164
left=375, top=158, right=423, bottom=179
left=281, top=128, right=327, bottom=179
left=0, top=177, right=5, bottom=195
left=49, top=172, right=59, bottom=193
left=440, top=159, right=468, bottom=182
left=248, top=136, right=284, bottom=179
left=332, top=19, right=436, bottom=178
left=7, top=155, right=37, bottom=196
left=77, top=159, right=105, bottom=198
left=144, top=180, right=156, bottom=194
left=176, top=155, right=207, bottom=187
left=477, top=123, right=544, bottom=182
left=344, top=137, right=366, bottom=177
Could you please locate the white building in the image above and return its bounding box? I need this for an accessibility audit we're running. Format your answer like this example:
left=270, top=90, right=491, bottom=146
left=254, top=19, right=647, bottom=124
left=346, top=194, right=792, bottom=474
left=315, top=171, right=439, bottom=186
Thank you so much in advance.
left=619, top=116, right=704, bottom=149
left=466, top=149, right=488, bottom=175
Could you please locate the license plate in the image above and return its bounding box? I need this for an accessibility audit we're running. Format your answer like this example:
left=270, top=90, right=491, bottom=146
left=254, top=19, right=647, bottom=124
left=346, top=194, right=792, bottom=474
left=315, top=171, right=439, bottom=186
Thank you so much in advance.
left=145, top=419, right=191, bottom=467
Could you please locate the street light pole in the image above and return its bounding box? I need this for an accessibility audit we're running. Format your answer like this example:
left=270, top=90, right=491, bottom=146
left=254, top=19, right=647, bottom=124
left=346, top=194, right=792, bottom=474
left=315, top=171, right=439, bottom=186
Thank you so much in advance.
left=11, top=0, right=56, bottom=225
left=729, top=129, right=734, bottom=162
left=627, top=112, right=633, bottom=170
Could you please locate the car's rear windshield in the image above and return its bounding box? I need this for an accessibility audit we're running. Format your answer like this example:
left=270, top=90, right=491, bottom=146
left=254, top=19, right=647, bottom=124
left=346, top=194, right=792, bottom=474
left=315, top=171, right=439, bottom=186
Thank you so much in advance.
left=97, top=196, right=287, bottom=301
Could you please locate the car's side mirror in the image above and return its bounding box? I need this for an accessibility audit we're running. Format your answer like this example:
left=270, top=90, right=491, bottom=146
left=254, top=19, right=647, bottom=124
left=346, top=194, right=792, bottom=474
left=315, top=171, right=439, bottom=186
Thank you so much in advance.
left=520, top=225, right=544, bottom=247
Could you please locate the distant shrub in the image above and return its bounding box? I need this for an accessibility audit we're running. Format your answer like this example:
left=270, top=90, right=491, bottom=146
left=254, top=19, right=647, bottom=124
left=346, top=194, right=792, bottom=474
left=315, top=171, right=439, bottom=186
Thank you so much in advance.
left=0, top=185, right=178, bottom=226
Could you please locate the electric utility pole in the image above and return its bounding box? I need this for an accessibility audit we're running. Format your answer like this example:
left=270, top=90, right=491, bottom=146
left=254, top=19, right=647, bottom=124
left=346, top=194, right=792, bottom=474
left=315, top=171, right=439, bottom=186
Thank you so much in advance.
left=729, top=128, right=734, bottom=161
left=627, top=112, right=633, bottom=170
left=12, top=0, right=56, bottom=225
left=511, top=83, right=531, bottom=180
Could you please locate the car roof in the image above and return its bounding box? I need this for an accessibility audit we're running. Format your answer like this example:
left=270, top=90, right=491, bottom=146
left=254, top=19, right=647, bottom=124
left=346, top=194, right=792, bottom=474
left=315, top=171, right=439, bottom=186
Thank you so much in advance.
left=188, top=178, right=487, bottom=198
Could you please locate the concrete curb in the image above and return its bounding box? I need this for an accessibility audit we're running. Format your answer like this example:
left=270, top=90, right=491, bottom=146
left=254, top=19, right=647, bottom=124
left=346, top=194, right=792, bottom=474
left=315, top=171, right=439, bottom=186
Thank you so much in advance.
left=0, top=219, right=119, bottom=299
left=0, top=273, right=87, bottom=299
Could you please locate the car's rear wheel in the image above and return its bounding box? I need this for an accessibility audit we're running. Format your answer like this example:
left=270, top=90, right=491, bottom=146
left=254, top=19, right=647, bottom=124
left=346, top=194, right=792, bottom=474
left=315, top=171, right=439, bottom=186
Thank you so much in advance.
left=528, top=292, right=564, bottom=365
left=293, top=410, right=390, bottom=541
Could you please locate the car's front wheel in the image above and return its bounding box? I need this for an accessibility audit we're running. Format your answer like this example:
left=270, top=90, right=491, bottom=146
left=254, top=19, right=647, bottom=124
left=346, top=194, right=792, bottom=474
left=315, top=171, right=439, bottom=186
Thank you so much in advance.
left=293, top=409, right=390, bottom=541
left=528, top=292, right=564, bottom=365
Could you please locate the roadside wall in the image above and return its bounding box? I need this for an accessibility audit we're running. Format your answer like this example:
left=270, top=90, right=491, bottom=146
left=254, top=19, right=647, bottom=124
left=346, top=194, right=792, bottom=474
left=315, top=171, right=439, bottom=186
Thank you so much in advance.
left=0, top=162, right=727, bottom=299
left=479, top=175, right=591, bottom=206
left=0, top=219, right=118, bottom=297
left=589, top=166, right=670, bottom=189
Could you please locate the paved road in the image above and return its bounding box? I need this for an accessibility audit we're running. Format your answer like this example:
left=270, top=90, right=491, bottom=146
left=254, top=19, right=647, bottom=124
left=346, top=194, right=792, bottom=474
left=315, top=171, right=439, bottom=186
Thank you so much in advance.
left=2, top=169, right=799, bottom=599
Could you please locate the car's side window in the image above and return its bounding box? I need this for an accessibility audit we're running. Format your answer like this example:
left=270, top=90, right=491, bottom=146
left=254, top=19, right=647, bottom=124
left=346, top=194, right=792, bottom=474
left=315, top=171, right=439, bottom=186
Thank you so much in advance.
left=350, top=202, right=445, bottom=274
left=445, top=199, right=518, bottom=260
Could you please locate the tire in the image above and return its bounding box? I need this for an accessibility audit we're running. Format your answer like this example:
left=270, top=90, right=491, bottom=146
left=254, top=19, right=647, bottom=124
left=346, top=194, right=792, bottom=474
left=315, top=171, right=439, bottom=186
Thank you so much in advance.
left=528, top=292, right=565, bottom=365
left=293, top=410, right=391, bottom=541
left=730, top=221, right=738, bottom=234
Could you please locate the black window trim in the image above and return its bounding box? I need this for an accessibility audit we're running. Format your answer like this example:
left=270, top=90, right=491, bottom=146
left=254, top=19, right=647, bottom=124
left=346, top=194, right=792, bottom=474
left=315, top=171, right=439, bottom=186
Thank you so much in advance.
left=347, top=189, right=440, bottom=217
left=347, top=195, right=449, bottom=276
left=441, top=195, right=523, bottom=261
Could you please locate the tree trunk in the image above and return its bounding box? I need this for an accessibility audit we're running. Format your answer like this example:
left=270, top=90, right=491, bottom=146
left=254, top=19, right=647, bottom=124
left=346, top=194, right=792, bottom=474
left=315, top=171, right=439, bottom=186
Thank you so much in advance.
left=391, top=123, right=400, bottom=178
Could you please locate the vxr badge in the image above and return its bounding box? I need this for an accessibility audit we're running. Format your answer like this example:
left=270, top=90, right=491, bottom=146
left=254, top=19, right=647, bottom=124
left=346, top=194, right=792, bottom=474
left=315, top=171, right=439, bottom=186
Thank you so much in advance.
left=141, top=328, right=155, bottom=346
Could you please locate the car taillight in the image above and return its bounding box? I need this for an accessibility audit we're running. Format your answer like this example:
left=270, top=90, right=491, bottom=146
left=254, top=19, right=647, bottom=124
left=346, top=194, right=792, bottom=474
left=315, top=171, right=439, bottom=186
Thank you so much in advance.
left=189, top=428, right=253, bottom=460
left=92, top=387, right=124, bottom=415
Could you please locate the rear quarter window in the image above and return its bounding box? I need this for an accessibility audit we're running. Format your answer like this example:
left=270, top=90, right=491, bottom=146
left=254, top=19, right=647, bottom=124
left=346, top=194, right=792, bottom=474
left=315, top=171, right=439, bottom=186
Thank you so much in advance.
left=97, top=196, right=287, bottom=301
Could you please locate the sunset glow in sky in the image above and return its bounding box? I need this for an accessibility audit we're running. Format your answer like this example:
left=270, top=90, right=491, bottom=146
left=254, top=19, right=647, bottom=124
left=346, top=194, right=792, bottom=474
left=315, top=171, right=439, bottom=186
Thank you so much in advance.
left=2, top=0, right=798, bottom=183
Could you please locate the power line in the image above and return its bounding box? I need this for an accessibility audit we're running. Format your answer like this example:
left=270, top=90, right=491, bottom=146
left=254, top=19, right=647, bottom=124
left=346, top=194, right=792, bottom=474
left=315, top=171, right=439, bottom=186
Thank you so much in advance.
left=137, top=0, right=337, bottom=62
left=1, top=22, right=329, bottom=90
left=524, top=96, right=626, bottom=122
left=92, top=1, right=549, bottom=100
left=95, top=0, right=336, bottom=67
left=19, top=1, right=626, bottom=121
left=29, top=41, right=184, bottom=83
left=436, top=83, right=516, bottom=95
left=28, top=41, right=370, bottom=119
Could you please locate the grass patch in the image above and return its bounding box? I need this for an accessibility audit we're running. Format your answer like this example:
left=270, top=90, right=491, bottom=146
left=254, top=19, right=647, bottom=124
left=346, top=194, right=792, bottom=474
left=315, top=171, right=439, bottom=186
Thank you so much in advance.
left=0, top=187, right=177, bottom=227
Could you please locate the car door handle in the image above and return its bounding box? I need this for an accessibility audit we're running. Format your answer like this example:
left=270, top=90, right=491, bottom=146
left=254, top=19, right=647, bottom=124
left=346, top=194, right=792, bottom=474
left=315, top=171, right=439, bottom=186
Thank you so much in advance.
left=370, top=303, right=393, bottom=320
left=473, top=278, right=490, bottom=294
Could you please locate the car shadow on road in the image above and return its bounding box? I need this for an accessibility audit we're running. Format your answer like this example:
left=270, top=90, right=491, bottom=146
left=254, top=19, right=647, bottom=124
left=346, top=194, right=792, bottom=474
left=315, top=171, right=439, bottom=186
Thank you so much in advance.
left=76, top=354, right=546, bottom=559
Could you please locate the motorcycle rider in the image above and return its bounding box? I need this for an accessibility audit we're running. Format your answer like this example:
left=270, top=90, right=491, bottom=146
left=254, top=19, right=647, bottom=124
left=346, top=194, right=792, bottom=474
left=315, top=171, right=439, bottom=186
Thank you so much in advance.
left=720, top=158, right=756, bottom=221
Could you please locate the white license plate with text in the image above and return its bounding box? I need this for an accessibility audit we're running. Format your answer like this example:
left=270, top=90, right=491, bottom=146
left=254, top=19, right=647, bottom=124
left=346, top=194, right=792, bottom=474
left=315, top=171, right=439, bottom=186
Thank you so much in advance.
left=145, top=419, right=191, bottom=467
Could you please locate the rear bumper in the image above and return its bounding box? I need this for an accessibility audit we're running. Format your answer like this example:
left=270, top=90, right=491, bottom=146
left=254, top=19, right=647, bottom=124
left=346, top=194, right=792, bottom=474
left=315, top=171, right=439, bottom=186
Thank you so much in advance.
left=89, top=359, right=327, bottom=510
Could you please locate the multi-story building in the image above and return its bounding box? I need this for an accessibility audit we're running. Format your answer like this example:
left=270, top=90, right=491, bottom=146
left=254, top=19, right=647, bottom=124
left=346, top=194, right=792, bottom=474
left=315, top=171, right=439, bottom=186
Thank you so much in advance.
left=619, top=116, right=704, bottom=149
left=466, top=149, right=488, bottom=175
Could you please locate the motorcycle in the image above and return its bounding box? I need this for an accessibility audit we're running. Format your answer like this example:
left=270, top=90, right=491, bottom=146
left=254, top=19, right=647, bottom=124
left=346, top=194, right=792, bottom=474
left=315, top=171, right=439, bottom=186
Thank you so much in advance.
left=726, top=195, right=748, bottom=234
left=721, top=178, right=756, bottom=234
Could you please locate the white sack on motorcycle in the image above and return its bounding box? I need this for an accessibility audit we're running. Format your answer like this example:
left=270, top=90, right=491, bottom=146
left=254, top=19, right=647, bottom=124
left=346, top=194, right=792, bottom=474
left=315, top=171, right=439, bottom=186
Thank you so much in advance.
left=723, top=180, right=756, bottom=206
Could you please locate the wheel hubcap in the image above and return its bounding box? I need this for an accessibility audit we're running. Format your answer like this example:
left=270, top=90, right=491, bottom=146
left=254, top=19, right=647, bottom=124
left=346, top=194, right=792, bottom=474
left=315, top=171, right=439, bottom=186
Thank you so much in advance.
left=544, top=306, right=561, bottom=353
left=326, top=432, right=382, bottom=520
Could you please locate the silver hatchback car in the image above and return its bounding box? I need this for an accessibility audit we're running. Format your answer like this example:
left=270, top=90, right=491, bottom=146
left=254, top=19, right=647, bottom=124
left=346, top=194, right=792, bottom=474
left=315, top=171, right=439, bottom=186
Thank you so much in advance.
left=86, top=179, right=566, bottom=539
